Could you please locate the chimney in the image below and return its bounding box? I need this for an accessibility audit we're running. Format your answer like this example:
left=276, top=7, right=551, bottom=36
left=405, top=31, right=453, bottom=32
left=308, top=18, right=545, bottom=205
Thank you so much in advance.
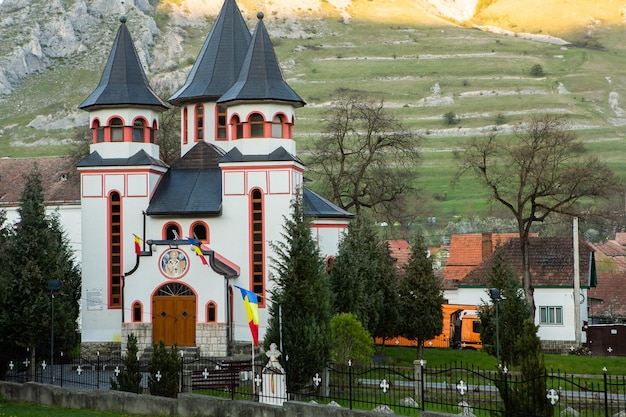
left=481, top=233, right=492, bottom=260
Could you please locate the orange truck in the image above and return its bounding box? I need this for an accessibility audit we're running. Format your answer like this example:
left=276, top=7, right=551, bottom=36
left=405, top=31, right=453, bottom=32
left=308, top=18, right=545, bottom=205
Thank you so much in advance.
left=377, top=304, right=482, bottom=349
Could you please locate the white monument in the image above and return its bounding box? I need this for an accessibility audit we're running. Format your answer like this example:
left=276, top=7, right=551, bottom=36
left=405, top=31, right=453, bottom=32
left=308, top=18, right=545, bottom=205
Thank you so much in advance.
left=259, top=343, right=287, bottom=405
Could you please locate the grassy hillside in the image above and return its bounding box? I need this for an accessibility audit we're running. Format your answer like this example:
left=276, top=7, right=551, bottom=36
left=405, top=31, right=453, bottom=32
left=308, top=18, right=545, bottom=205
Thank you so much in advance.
left=1, top=0, right=625, bottom=229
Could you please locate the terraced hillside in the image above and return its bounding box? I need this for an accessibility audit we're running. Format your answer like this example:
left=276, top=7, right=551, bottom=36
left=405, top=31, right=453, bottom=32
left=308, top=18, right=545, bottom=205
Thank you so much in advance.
left=0, top=0, right=625, bottom=227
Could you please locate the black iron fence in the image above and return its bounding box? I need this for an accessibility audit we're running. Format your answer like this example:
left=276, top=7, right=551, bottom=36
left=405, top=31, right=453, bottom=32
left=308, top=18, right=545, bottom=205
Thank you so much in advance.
left=4, top=355, right=626, bottom=417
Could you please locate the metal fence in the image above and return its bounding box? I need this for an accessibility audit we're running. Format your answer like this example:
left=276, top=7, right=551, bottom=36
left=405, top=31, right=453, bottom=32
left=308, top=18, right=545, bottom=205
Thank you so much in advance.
left=4, top=355, right=626, bottom=417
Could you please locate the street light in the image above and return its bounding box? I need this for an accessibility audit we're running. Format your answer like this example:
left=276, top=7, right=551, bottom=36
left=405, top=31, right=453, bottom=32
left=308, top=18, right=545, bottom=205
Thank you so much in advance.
left=47, top=279, right=60, bottom=383
left=488, top=288, right=501, bottom=365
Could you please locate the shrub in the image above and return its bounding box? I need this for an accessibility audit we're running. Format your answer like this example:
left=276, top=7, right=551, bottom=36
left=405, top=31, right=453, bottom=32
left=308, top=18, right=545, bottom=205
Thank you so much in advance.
left=331, top=313, right=374, bottom=365
left=530, top=64, right=544, bottom=77
left=443, top=111, right=459, bottom=125
left=148, top=341, right=180, bottom=398
left=110, top=333, right=142, bottom=394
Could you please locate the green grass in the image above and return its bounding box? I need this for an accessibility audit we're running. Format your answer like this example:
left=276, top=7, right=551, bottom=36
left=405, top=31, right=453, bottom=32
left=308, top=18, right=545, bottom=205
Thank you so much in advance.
left=0, top=399, right=159, bottom=417
left=381, top=346, right=626, bottom=376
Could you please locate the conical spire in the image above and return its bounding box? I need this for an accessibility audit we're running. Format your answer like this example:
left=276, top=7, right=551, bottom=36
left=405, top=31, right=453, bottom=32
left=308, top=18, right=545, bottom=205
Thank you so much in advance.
left=79, top=16, right=168, bottom=111
left=168, top=0, right=252, bottom=105
left=218, top=12, right=304, bottom=107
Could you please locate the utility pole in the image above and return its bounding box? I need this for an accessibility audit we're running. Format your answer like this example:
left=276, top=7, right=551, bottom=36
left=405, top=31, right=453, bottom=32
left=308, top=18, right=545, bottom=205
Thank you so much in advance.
left=573, top=217, right=581, bottom=346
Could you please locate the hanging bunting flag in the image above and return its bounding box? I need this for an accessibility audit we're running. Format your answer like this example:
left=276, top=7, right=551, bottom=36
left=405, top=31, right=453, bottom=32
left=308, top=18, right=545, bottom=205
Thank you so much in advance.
left=133, top=234, right=142, bottom=255
left=187, top=237, right=208, bottom=266
left=235, top=286, right=259, bottom=346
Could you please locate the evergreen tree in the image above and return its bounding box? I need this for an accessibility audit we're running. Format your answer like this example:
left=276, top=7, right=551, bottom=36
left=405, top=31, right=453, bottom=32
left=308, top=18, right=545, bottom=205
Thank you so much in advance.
left=397, top=233, right=444, bottom=360
left=111, top=333, right=143, bottom=394
left=148, top=340, right=180, bottom=398
left=330, top=219, right=398, bottom=337
left=496, top=319, right=553, bottom=417
left=479, top=253, right=532, bottom=366
left=265, top=193, right=333, bottom=391
left=0, top=166, right=81, bottom=378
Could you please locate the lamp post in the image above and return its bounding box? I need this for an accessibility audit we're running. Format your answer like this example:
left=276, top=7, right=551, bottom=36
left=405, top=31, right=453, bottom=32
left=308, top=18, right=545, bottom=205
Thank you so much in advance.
left=47, top=279, right=60, bottom=383
left=489, top=288, right=501, bottom=365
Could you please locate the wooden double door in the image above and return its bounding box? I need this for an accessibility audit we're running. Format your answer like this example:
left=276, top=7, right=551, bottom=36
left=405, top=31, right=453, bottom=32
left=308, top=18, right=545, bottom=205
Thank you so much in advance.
left=152, top=283, right=196, bottom=347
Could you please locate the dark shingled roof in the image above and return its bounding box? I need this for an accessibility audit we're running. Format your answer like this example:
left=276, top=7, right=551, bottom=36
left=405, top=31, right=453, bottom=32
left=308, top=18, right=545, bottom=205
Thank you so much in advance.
left=219, top=146, right=303, bottom=164
left=462, top=237, right=596, bottom=288
left=146, top=143, right=225, bottom=216
left=218, top=13, right=305, bottom=106
left=168, top=0, right=251, bottom=105
left=79, top=19, right=168, bottom=111
left=0, top=156, right=80, bottom=205
left=76, top=149, right=168, bottom=169
left=303, top=188, right=354, bottom=219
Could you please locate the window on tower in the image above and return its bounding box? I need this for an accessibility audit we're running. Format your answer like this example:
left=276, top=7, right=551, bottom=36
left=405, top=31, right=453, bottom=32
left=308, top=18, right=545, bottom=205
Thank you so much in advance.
left=195, top=104, right=204, bottom=141
left=133, top=119, right=145, bottom=142
left=110, top=117, right=124, bottom=142
left=109, top=192, right=122, bottom=308
left=272, top=115, right=285, bottom=138
left=207, top=302, right=216, bottom=322
left=217, top=105, right=227, bottom=139
left=183, top=107, right=189, bottom=145
left=250, top=113, right=264, bottom=138
left=250, top=189, right=265, bottom=306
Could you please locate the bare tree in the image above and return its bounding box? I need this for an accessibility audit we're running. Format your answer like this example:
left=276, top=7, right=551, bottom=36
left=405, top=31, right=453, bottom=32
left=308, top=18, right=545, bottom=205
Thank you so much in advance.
left=307, top=89, right=420, bottom=219
left=458, top=115, right=622, bottom=314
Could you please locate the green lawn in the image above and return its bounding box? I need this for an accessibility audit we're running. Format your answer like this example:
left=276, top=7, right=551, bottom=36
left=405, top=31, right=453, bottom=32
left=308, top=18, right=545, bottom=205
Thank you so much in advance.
left=0, top=399, right=157, bottom=417
left=381, top=346, right=626, bottom=375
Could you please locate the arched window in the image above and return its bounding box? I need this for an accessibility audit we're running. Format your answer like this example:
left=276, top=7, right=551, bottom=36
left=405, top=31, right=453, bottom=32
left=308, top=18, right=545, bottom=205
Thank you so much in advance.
left=132, top=302, right=142, bottom=322
left=191, top=222, right=208, bottom=242
left=249, top=113, right=265, bottom=138
left=250, top=189, right=264, bottom=305
left=109, top=192, right=122, bottom=308
left=325, top=256, right=335, bottom=274
left=183, top=107, right=189, bottom=145
left=93, top=119, right=104, bottom=143
left=207, top=302, right=217, bottom=322
left=151, top=120, right=157, bottom=143
left=110, top=117, right=124, bottom=142
left=217, top=105, right=227, bottom=139
left=272, top=115, right=285, bottom=138
left=164, top=223, right=182, bottom=241
left=133, top=119, right=145, bottom=142
left=195, top=104, right=204, bottom=141
left=231, top=115, right=243, bottom=139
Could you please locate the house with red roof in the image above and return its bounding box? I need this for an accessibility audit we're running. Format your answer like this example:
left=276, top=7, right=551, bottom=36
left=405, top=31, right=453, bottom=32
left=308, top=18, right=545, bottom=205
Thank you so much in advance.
left=445, top=236, right=596, bottom=352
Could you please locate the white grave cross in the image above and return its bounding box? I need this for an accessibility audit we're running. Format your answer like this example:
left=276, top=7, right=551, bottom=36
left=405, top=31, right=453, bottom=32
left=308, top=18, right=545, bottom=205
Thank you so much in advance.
left=380, top=379, right=390, bottom=393
left=546, top=389, right=560, bottom=405
left=76, top=365, right=83, bottom=375
left=202, top=368, right=210, bottom=379
left=155, top=370, right=162, bottom=381
left=41, top=361, right=47, bottom=370
left=254, top=374, right=262, bottom=387
left=9, top=361, right=14, bottom=370
left=114, top=366, right=120, bottom=377
left=457, top=380, right=467, bottom=396
left=313, top=373, right=322, bottom=387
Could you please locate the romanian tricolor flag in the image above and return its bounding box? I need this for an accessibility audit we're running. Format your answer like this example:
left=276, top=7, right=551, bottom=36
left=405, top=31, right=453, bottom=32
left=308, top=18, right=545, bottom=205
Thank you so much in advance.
left=187, top=237, right=208, bottom=266
left=133, top=234, right=141, bottom=256
left=236, top=286, right=259, bottom=346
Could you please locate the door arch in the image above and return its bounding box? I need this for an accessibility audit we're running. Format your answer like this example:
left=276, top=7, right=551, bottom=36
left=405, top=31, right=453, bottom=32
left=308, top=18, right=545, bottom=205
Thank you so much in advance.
left=152, top=283, right=196, bottom=346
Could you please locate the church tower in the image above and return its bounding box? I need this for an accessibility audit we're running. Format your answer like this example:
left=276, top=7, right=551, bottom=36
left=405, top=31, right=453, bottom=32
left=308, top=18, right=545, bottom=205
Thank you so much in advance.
left=77, top=15, right=168, bottom=351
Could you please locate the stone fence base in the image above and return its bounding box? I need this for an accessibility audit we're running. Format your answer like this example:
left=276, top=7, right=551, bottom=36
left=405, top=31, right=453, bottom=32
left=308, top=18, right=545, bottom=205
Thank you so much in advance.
left=0, top=381, right=411, bottom=417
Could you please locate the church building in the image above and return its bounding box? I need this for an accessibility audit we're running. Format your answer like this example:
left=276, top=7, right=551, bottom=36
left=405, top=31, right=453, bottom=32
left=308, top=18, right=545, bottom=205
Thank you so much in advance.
left=77, top=0, right=352, bottom=356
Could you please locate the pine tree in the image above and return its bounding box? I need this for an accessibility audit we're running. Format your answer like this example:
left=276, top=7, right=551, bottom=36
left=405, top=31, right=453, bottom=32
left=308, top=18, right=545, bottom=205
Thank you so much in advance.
left=330, top=219, right=398, bottom=338
left=496, top=319, right=553, bottom=417
left=148, top=340, right=180, bottom=398
left=265, top=193, right=333, bottom=391
left=479, top=253, right=532, bottom=366
left=397, top=233, right=444, bottom=360
left=111, top=333, right=143, bottom=394
left=0, top=166, right=81, bottom=378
